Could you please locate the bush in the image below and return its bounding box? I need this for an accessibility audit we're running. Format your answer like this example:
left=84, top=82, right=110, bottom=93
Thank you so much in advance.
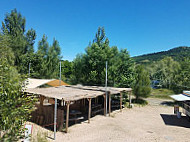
left=133, top=65, right=151, bottom=100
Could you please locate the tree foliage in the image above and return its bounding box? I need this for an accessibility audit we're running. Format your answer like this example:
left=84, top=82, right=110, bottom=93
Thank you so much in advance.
left=133, top=65, right=151, bottom=100
left=0, top=9, right=62, bottom=140
left=171, top=58, right=190, bottom=93
left=134, top=46, right=190, bottom=64
left=147, top=57, right=180, bottom=89
left=0, top=52, right=35, bottom=141
left=72, top=27, right=134, bottom=87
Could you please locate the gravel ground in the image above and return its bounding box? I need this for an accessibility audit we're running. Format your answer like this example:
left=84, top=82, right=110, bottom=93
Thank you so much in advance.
left=31, top=98, right=190, bottom=142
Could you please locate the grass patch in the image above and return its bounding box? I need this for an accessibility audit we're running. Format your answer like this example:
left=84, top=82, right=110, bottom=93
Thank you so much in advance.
left=32, top=132, right=48, bottom=142
left=150, top=88, right=174, bottom=99
left=132, top=98, right=148, bottom=106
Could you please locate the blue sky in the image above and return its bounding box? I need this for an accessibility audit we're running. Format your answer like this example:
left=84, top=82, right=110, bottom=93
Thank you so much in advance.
left=1, top=0, right=190, bottom=61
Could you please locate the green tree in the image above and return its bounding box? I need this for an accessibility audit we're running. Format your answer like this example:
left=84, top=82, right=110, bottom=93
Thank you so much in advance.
left=172, top=58, right=190, bottom=93
left=72, top=27, right=134, bottom=87
left=36, top=36, right=62, bottom=79
left=110, top=49, right=135, bottom=87
left=0, top=34, right=15, bottom=65
left=1, top=9, right=36, bottom=70
left=46, top=38, right=62, bottom=78
left=148, top=57, right=180, bottom=89
left=0, top=52, right=35, bottom=141
left=61, top=60, right=72, bottom=83
left=133, top=65, right=151, bottom=100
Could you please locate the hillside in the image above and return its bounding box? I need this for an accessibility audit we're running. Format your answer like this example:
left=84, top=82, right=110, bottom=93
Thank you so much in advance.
left=133, top=46, right=190, bottom=63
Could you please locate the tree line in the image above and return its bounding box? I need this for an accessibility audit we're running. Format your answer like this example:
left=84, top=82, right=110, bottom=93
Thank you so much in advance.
left=0, top=9, right=151, bottom=140
left=145, top=56, right=190, bottom=93
left=133, top=46, right=190, bottom=64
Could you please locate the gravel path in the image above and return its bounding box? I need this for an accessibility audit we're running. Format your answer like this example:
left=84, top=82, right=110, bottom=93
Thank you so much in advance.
left=30, top=98, right=190, bottom=142
left=52, top=99, right=190, bottom=142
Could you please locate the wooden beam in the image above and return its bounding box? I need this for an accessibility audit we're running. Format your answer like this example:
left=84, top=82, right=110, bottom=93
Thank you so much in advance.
left=103, top=94, right=106, bottom=116
left=109, top=93, right=111, bottom=116
left=88, top=98, right=92, bottom=123
left=129, top=91, right=132, bottom=108
left=39, top=96, right=45, bottom=115
left=65, top=101, right=70, bottom=133
left=120, top=92, right=122, bottom=111
left=39, top=95, right=45, bottom=106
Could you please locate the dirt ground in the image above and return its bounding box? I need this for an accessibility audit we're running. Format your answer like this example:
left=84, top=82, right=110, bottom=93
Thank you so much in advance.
left=32, top=98, right=190, bottom=142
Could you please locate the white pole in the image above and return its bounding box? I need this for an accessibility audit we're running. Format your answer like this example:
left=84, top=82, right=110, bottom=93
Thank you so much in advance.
left=105, top=61, right=108, bottom=116
left=59, top=61, right=61, bottom=86
left=54, top=61, right=61, bottom=140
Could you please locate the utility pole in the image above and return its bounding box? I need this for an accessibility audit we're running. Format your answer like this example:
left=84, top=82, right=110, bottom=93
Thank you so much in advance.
left=105, top=61, right=108, bottom=116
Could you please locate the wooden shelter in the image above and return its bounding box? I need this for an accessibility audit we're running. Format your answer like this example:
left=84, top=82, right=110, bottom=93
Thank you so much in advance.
left=25, top=85, right=132, bottom=133
left=25, top=78, right=68, bottom=89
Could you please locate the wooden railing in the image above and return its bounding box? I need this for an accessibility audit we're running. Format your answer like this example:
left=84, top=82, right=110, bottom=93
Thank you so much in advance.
left=182, top=103, right=190, bottom=116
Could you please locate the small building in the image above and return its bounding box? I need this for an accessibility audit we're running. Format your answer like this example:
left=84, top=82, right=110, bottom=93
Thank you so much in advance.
left=25, top=85, right=132, bottom=133
left=171, top=91, right=190, bottom=120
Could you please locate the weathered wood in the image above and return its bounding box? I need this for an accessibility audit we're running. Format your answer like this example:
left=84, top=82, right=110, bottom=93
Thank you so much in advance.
left=26, top=85, right=132, bottom=102
left=88, top=98, right=92, bottom=123
left=39, top=96, right=45, bottom=105
left=109, top=93, right=111, bottom=116
left=91, top=108, right=104, bottom=116
left=58, top=108, right=64, bottom=131
left=66, top=101, right=70, bottom=133
left=39, top=96, right=45, bottom=114
left=129, top=91, right=132, bottom=108
left=120, top=92, right=122, bottom=111
left=103, top=94, right=106, bottom=116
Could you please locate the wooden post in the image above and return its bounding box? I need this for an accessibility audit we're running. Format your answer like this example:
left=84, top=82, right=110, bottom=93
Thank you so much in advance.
left=120, top=92, right=122, bottom=112
left=39, top=96, right=45, bottom=115
left=103, top=94, right=106, bottom=116
left=88, top=98, right=92, bottom=123
left=66, top=101, right=70, bottom=133
left=129, top=91, right=132, bottom=108
left=109, top=93, right=111, bottom=116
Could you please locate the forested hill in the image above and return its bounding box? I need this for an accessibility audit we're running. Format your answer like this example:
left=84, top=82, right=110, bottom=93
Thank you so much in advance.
left=133, top=46, right=190, bottom=63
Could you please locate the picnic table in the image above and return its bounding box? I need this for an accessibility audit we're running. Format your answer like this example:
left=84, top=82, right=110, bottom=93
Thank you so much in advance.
left=64, top=110, right=84, bottom=124
left=91, top=104, right=104, bottom=116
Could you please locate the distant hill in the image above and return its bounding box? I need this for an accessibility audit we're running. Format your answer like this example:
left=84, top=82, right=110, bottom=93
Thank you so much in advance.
left=133, top=46, right=190, bottom=64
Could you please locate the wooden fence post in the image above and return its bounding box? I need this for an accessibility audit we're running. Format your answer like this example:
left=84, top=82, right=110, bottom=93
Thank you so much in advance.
left=120, top=92, right=122, bottom=112
left=65, top=101, right=70, bottom=133
left=87, top=98, right=92, bottom=123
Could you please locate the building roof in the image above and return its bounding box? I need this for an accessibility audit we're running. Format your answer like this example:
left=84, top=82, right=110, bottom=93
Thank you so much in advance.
left=25, top=78, right=68, bottom=89
left=25, top=85, right=132, bottom=101
left=68, top=85, right=132, bottom=94
left=25, top=86, right=105, bottom=101
left=170, top=94, right=190, bottom=101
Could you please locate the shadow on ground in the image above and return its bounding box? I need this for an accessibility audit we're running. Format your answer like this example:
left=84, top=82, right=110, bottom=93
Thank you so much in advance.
left=160, top=101, right=178, bottom=106
left=160, top=114, right=190, bottom=128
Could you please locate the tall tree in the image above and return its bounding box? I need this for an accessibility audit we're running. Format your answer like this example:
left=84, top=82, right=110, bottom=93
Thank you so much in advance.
left=172, top=58, right=190, bottom=93
left=0, top=33, right=15, bottom=65
left=1, top=9, right=36, bottom=68
left=133, top=65, right=151, bottom=100
left=46, top=38, right=61, bottom=78
left=72, top=27, right=134, bottom=87
left=148, top=57, right=180, bottom=89
left=0, top=47, right=35, bottom=141
left=26, top=28, right=36, bottom=53
left=2, top=9, right=25, bottom=36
